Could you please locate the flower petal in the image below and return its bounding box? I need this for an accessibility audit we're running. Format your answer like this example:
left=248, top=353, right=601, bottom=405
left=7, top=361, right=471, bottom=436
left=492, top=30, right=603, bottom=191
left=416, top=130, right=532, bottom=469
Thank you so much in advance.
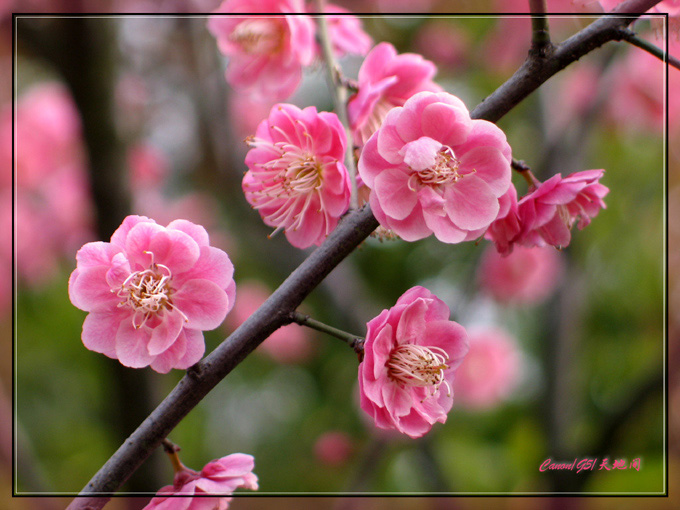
left=444, top=176, right=499, bottom=231
left=115, top=321, right=155, bottom=368
left=172, top=279, right=230, bottom=331
left=373, top=168, right=418, bottom=220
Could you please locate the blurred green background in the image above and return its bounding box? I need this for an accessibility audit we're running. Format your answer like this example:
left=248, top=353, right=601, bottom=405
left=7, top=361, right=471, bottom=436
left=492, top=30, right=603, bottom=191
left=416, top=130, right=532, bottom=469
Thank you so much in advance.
left=6, top=2, right=672, bottom=510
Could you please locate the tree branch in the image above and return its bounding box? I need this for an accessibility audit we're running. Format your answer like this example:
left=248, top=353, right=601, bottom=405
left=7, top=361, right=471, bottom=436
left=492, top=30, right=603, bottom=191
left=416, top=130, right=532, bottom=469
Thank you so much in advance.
left=66, top=2, right=663, bottom=506
left=618, top=27, right=680, bottom=70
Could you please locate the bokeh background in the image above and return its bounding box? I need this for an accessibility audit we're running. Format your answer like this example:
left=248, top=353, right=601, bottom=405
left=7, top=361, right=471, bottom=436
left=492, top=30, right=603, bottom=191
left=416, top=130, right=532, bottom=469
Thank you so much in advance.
left=4, top=1, right=674, bottom=509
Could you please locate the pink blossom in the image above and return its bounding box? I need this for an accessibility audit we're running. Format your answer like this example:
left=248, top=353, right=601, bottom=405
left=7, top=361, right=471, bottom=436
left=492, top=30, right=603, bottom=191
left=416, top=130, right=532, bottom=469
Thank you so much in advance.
left=598, top=0, right=680, bottom=14
left=226, top=281, right=313, bottom=364
left=453, top=328, right=522, bottom=410
left=128, top=143, right=169, bottom=189
left=323, top=4, right=373, bottom=58
left=207, top=0, right=315, bottom=100
left=358, top=91, right=512, bottom=243
left=518, top=170, right=609, bottom=249
left=347, top=42, right=442, bottom=147
left=485, top=183, right=522, bottom=256
left=414, top=20, right=470, bottom=70
left=478, top=245, right=564, bottom=305
left=243, top=103, right=351, bottom=249
left=68, top=215, right=236, bottom=373
left=358, top=286, right=468, bottom=438
left=144, top=453, right=258, bottom=510
left=314, top=431, right=354, bottom=467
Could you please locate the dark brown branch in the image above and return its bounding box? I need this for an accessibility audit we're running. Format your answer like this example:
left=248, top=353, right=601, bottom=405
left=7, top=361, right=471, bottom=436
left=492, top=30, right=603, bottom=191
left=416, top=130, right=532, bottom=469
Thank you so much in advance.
left=471, top=0, right=663, bottom=123
left=529, top=0, right=553, bottom=58
left=66, top=1, right=663, bottom=506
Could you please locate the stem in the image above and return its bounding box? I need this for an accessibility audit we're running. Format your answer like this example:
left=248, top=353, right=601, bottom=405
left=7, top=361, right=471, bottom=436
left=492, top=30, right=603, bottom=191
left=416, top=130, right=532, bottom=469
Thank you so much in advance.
left=529, top=0, right=553, bottom=57
left=160, top=440, right=184, bottom=474
left=618, top=28, right=680, bottom=71
left=314, top=0, right=359, bottom=209
left=511, top=158, right=540, bottom=187
left=289, top=311, right=364, bottom=355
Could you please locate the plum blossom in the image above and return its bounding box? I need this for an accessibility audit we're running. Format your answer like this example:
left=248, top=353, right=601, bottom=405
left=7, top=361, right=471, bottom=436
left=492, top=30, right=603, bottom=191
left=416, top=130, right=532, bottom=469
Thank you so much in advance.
left=207, top=0, right=315, bottom=100
left=518, top=170, right=609, bottom=249
left=322, top=4, right=373, bottom=58
left=314, top=431, right=354, bottom=467
left=358, top=286, right=468, bottom=438
left=243, top=103, right=351, bottom=249
left=348, top=42, right=442, bottom=147
left=358, top=91, right=512, bottom=243
left=68, top=215, right=236, bottom=373
left=485, top=183, right=522, bottom=256
left=478, top=245, right=564, bottom=305
left=144, top=453, right=258, bottom=510
left=453, top=328, right=522, bottom=410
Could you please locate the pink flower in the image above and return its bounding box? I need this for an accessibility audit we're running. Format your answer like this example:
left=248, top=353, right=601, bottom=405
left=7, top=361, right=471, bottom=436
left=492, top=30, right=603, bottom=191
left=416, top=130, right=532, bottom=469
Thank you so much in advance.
left=453, top=328, right=522, bottom=410
left=358, top=91, right=512, bottom=243
left=358, top=286, right=468, bottom=438
left=314, top=431, right=354, bottom=467
left=144, top=453, right=258, bottom=510
left=68, top=215, right=236, bottom=373
left=128, top=143, right=169, bottom=189
left=518, top=170, right=609, bottom=249
left=226, top=281, right=313, bottom=364
left=207, top=0, right=315, bottom=100
left=323, top=4, right=373, bottom=58
left=478, top=245, right=564, bottom=305
left=347, top=42, right=442, bottom=147
left=243, top=103, right=351, bottom=249
left=485, top=183, right=522, bottom=256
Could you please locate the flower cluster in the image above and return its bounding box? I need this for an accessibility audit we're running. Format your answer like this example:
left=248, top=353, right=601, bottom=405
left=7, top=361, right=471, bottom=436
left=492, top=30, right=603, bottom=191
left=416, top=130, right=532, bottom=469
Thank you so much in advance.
left=68, top=215, right=236, bottom=373
left=358, top=91, right=512, bottom=243
left=487, top=171, right=609, bottom=255
left=358, top=286, right=468, bottom=438
left=243, top=103, right=351, bottom=249
left=207, top=0, right=372, bottom=101
left=144, top=453, right=258, bottom=510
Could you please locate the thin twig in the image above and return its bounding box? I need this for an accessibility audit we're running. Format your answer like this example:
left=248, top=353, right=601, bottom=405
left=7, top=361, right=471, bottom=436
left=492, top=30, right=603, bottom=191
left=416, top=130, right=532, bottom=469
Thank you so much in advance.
left=529, top=0, right=553, bottom=57
left=618, top=27, right=680, bottom=70
left=314, top=0, right=359, bottom=209
left=289, top=311, right=365, bottom=358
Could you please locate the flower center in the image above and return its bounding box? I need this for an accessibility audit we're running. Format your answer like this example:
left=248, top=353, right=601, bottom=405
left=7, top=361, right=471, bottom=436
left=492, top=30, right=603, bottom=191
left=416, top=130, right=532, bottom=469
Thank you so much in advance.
left=230, top=19, right=284, bottom=55
left=410, top=146, right=462, bottom=190
left=386, top=344, right=451, bottom=399
left=116, top=251, right=187, bottom=328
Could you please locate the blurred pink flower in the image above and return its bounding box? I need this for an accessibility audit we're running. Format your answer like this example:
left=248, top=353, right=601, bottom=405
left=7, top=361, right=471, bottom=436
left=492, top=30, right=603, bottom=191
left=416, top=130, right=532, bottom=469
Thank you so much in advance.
left=347, top=42, right=442, bottom=147
left=207, top=0, right=315, bottom=100
left=358, top=286, right=468, bottom=438
left=10, top=84, right=94, bottom=287
left=358, top=91, right=512, bottom=243
left=68, top=215, right=236, bottom=373
left=144, top=453, right=258, bottom=510
left=478, top=245, right=564, bottom=305
left=128, top=143, right=169, bottom=189
left=228, top=93, right=276, bottom=140
left=227, top=280, right=313, bottom=364
left=414, top=20, right=470, bottom=70
left=518, top=170, right=609, bottom=249
left=243, top=103, right=351, bottom=249
left=454, top=328, right=522, bottom=410
left=598, top=0, right=680, bottom=14
left=323, top=4, right=373, bottom=58
left=314, top=430, right=354, bottom=467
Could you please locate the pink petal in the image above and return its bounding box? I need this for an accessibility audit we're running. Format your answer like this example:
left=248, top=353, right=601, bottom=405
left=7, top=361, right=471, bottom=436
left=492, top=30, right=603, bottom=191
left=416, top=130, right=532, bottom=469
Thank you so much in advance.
left=177, top=246, right=235, bottom=292
left=357, top=133, right=391, bottom=189
left=371, top=324, right=394, bottom=380
left=399, top=136, right=442, bottom=171
left=421, top=102, right=471, bottom=146
left=148, top=229, right=201, bottom=274
left=444, top=176, right=499, bottom=231
left=167, top=219, right=210, bottom=247
left=424, top=320, right=469, bottom=368
left=69, top=266, right=117, bottom=312
left=453, top=119, right=512, bottom=164
left=395, top=298, right=427, bottom=345
left=382, top=381, right=412, bottom=418
left=110, top=215, right=155, bottom=250
left=376, top=107, right=407, bottom=165
left=115, top=321, right=155, bottom=368
left=149, top=331, right=187, bottom=374
left=459, top=146, right=511, bottom=197
left=175, top=328, right=206, bottom=369
left=124, top=221, right=165, bottom=268
left=147, top=311, right=185, bottom=356
left=370, top=193, right=431, bottom=241
left=373, top=168, right=418, bottom=220
left=82, top=311, right=123, bottom=358
left=422, top=210, right=467, bottom=244
left=74, top=241, right=115, bottom=268
left=172, top=279, right=230, bottom=331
